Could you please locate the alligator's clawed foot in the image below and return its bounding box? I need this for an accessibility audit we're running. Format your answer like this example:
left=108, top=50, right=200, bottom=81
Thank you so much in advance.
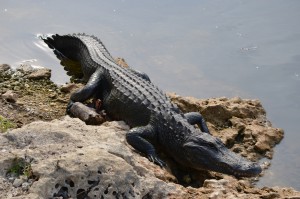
left=66, top=100, right=74, bottom=115
left=147, top=154, right=166, bottom=168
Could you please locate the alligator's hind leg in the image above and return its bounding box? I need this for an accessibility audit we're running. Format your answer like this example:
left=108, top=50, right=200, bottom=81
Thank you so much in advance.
left=184, top=112, right=210, bottom=134
left=67, top=68, right=104, bottom=113
left=126, top=125, right=165, bottom=167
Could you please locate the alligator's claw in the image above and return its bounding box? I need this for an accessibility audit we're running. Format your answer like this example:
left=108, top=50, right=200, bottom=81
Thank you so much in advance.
left=66, top=100, right=74, bottom=115
left=147, top=154, right=166, bottom=168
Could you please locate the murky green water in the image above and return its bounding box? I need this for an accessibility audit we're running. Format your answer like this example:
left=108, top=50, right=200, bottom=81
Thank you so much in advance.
left=1, top=0, right=299, bottom=190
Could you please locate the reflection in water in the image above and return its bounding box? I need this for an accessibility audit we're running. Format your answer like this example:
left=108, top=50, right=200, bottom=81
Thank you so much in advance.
left=0, top=0, right=300, bottom=190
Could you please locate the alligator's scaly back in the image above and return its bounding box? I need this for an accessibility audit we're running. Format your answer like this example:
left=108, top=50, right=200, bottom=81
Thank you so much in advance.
left=43, top=33, right=180, bottom=123
left=42, top=33, right=262, bottom=178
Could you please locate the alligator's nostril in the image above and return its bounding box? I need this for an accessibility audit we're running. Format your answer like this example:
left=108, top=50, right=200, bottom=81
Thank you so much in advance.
left=255, top=164, right=262, bottom=174
left=248, top=163, right=262, bottom=175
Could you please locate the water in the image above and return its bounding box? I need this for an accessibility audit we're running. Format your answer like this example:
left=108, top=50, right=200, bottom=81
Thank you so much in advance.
left=1, top=0, right=299, bottom=190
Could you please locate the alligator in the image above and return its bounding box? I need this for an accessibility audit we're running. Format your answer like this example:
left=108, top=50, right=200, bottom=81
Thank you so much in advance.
left=42, top=33, right=262, bottom=177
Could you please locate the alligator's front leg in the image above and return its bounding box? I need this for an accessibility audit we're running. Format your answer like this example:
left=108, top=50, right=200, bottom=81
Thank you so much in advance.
left=67, top=68, right=105, bottom=114
left=126, top=125, right=165, bottom=167
left=184, top=112, right=210, bottom=134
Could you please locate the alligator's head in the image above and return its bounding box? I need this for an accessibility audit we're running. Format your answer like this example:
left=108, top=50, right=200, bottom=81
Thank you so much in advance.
left=183, top=132, right=262, bottom=177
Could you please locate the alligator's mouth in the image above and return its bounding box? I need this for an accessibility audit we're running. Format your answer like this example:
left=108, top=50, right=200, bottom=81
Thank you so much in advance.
left=215, top=162, right=261, bottom=177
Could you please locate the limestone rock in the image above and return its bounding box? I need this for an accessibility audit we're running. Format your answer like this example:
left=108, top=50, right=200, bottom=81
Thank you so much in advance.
left=0, top=117, right=182, bottom=198
left=0, top=109, right=298, bottom=198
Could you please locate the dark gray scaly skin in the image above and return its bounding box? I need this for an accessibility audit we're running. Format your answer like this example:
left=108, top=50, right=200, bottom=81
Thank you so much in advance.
left=42, top=33, right=262, bottom=177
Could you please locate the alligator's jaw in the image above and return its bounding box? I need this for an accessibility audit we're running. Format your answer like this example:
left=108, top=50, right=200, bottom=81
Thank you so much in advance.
left=214, top=160, right=262, bottom=177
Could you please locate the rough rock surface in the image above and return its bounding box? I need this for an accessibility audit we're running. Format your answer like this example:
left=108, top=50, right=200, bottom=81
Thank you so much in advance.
left=1, top=63, right=299, bottom=198
left=0, top=117, right=299, bottom=199
left=0, top=64, right=70, bottom=129
left=0, top=117, right=182, bottom=198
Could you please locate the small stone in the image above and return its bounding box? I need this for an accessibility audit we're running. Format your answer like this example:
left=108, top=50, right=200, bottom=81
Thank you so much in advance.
left=13, top=86, right=20, bottom=91
left=20, top=175, right=28, bottom=181
left=8, top=177, right=15, bottom=183
left=265, top=151, right=273, bottom=159
left=203, top=179, right=228, bottom=189
left=27, top=68, right=51, bottom=79
left=11, top=188, right=23, bottom=197
left=49, top=93, right=57, bottom=99
left=2, top=90, right=18, bottom=102
left=28, top=179, right=34, bottom=185
left=254, top=140, right=270, bottom=153
left=261, top=161, right=271, bottom=169
left=21, top=182, right=31, bottom=191
left=17, top=63, right=35, bottom=73
left=13, top=178, right=24, bottom=188
left=209, top=190, right=222, bottom=199
left=60, top=83, right=79, bottom=93
left=232, top=97, right=242, bottom=103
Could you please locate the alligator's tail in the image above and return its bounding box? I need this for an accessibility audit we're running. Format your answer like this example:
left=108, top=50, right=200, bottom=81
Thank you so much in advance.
left=41, top=34, right=83, bottom=61
left=41, top=33, right=117, bottom=81
left=41, top=34, right=85, bottom=80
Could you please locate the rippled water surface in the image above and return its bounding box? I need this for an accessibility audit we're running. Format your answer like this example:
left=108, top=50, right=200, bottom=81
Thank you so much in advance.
left=1, top=0, right=299, bottom=190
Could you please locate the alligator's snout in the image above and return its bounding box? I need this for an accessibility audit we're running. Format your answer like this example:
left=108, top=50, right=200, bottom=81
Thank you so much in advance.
left=240, top=162, right=262, bottom=177
left=216, top=161, right=262, bottom=177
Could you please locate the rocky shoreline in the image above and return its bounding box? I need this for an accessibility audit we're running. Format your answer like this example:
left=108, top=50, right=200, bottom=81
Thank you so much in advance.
left=0, top=63, right=299, bottom=198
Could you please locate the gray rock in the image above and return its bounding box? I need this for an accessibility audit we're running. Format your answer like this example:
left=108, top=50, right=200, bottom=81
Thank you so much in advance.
left=15, top=64, right=51, bottom=79
left=17, top=63, right=35, bottom=73
left=21, top=182, right=30, bottom=191
left=0, top=64, right=11, bottom=72
left=8, top=177, right=15, bottom=183
left=27, top=68, right=51, bottom=80
left=13, top=178, right=24, bottom=188
left=0, top=117, right=182, bottom=198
